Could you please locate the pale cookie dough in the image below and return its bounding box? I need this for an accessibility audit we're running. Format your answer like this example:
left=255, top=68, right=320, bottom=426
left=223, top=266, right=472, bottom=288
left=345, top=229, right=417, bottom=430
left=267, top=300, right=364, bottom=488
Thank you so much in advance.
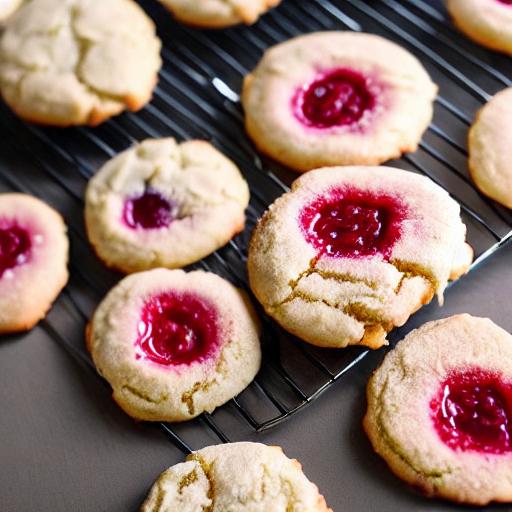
left=0, top=0, right=162, bottom=126
left=159, top=0, right=281, bottom=28
left=447, top=0, right=512, bottom=56
left=364, top=314, right=512, bottom=505
left=248, top=166, right=472, bottom=349
left=0, top=193, right=69, bottom=333
left=242, top=31, right=438, bottom=172
left=469, top=87, right=512, bottom=208
left=141, top=442, right=332, bottom=512
left=85, top=138, right=250, bottom=273
left=87, top=269, right=261, bottom=422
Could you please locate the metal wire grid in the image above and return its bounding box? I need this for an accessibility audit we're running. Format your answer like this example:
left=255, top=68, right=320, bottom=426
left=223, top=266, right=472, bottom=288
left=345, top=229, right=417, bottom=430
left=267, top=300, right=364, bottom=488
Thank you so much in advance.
left=1, top=0, right=512, bottom=453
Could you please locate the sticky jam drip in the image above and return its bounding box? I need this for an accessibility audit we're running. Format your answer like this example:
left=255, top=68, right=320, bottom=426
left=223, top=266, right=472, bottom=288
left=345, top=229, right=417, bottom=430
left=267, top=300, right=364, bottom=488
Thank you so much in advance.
left=431, top=369, right=512, bottom=454
left=135, top=292, right=220, bottom=367
left=0, top=223, right=32, bottom=278
left=293, top=68, right=376, bottom=129
left=300, top=188, right=405, bottom=259
left=123, top=190, right=175, bottom=229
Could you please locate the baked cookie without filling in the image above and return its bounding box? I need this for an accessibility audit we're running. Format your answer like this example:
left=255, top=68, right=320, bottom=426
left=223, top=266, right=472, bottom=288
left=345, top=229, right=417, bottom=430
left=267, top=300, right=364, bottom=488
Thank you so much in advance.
left=87, top=269, right=261, bottom=422
left=158, top=0, right=281, bottom=28
left=85, top=138, right=250, bottom=273
left=141, top=442, right=332, bottom=512
left=0, top=194, right=69, bottom=333
left=364, top=314, right=512, bottom=505
left=447, top=0, right=512, bottom=55
left=469, top=87, right=512, bottom=208
left=0, top=0, right=162, bottom=126
left=242, top=32, right=438, bottom=172
left=248, top=166, right=472, bottom=349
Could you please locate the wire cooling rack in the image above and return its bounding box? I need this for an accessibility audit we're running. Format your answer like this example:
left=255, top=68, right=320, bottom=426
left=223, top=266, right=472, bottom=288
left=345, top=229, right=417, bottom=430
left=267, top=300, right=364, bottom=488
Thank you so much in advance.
left=1, top=0, right=512, bottom=454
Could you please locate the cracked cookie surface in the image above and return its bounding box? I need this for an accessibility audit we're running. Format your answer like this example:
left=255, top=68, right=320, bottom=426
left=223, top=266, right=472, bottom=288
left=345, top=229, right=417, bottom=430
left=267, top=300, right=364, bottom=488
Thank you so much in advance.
left=447, top=0, right=512, bottom=55
left=468, top=87, right=512, bottom=208
left=85, top=138, right=250, bottom=273
left=364, top=314, right=512, bottom=505
left=87, top=269, right=261, bottom=422
left=141, top=442, right=332, bottom=511
left=158, top=0, right=281, bottom=28
left=242, top=31, right=437, bottom=172
left=0, top=193, right=69, bottom=334
left=248, top=166, right=472, bottom=349
left=0, top=0, right=161, bottom=126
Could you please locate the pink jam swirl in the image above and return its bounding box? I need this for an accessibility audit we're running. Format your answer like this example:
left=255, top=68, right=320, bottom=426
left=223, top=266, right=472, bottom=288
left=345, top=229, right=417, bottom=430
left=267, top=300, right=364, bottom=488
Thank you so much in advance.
left=431, top=369, right=512, bottom=454
left=0, top=223, right=32, bottom=278
left=300, top=188, right=406, bottom=260
left=293, top=68, right=378, bottom=129
left=135, top=292, right=220, bottom=367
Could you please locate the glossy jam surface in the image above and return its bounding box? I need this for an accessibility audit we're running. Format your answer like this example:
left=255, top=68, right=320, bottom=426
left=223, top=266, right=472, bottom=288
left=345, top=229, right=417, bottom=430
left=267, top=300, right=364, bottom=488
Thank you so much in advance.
left=123, top=190, right=175, bottom=230
left=431, top=369, right=512, bottom=454
left=0, top=223, right=31, bottom=278
left=293, top=68, right=376, bottom=129
left=135, top=292, right=220, bottom=367
left=497, top=0, right=512, bottom=5
left=300, top=188, right=406, bottom=259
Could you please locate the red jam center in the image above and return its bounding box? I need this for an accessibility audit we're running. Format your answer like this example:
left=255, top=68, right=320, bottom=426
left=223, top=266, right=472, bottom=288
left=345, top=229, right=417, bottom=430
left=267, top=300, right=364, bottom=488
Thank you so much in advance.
left=300, top=189, right=405, bottom=259
left=135, top=292, right=220, bottom=367
left=294, top=68, right=376, bottom=128
left=431, top=369, right=512, bottom=454
left=0, top=224, right=31, bottom=278
left=497, top=0, right=512, bottom=5
left=123, top=190, right=175, bottom=229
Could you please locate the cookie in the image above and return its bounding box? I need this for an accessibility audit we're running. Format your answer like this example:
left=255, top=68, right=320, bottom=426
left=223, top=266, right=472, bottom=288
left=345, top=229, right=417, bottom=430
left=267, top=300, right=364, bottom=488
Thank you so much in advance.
left=447, top=0, right=512, bottom=56
left=0, top=0, right=162, bottom=126
left=242, top=32, right=438, bottom=172
left=159, top=0, right=281, bottom=28
left=0, top=193, right=69, bottom=333
left=248, top=166, right=472, bottom=350
left=141, top=442, right=332, bottom=511
left=85, top=138, right=250, bottom=273
left=468, top=87, right=512, bottom=208
left=0, top=0, right=22, bottom=21
left=364, top=314, right=512, bottom=505
left=87, top=269, right=261, bottom=422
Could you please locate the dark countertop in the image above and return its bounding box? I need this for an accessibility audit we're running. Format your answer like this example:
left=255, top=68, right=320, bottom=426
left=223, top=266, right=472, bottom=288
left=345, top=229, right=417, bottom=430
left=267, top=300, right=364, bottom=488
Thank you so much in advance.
left=2, top=243, right=511, bottom=512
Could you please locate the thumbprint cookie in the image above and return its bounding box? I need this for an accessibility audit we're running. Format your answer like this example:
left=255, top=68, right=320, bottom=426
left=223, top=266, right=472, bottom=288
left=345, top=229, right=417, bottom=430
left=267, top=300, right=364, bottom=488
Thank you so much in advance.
left=0, top=0, right=161, bottom=126
left=87, top=269, right=261, bottom=422
left=85, top=138, right=250, bottom=273
left=469, top=88, right=512, bottom=208
left=248, top=166, right=472, bottom=349
left=141, top=442, right=332, bottom=512
left=0, top=194, right=68, bottom=333
left=242, top=32, right=437, bottom=172
left=447, top=0, right=512, bottom=56
left=158, top=0, right=281, bottom=28
left=364, top=314, right=512, bottom=505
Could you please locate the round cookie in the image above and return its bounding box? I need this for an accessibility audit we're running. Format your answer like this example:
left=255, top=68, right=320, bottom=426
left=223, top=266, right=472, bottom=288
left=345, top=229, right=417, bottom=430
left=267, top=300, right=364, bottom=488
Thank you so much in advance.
left=141, top=442, right=332, bottom=512
left=0, top=0, right=162, bottom=126
left=242, top=31, right=438, bottom=172
left=0, top=193, right=69, bottom=333
left=248, top=166, right=472, bottom=350
left=364, top=314, right=512, bottom=505
left=85, top=138, right=250, bottom=273
left=87, top=269, right=261, bottom=422
left=447, top=0, right=512, bottom=56
left=159, top=0, right=281, bottom=28
left=468, top=87, right=512, bottom=208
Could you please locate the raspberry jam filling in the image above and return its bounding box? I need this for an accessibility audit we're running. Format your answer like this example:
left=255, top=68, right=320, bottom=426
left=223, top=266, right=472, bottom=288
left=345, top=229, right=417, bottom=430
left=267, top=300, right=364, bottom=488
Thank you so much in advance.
left=0, top=223, right=31, bottom=278
left=123, top=190, right=176, bottom=229
left=431, top=369, right=512, bottom=454
left=135, top=292, right=220, bottom=367
left=293, top=68, right=377, bottom=129
left=497, top=0, right=512, bottom=5
left=300, top=188, right=406, bottom=259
